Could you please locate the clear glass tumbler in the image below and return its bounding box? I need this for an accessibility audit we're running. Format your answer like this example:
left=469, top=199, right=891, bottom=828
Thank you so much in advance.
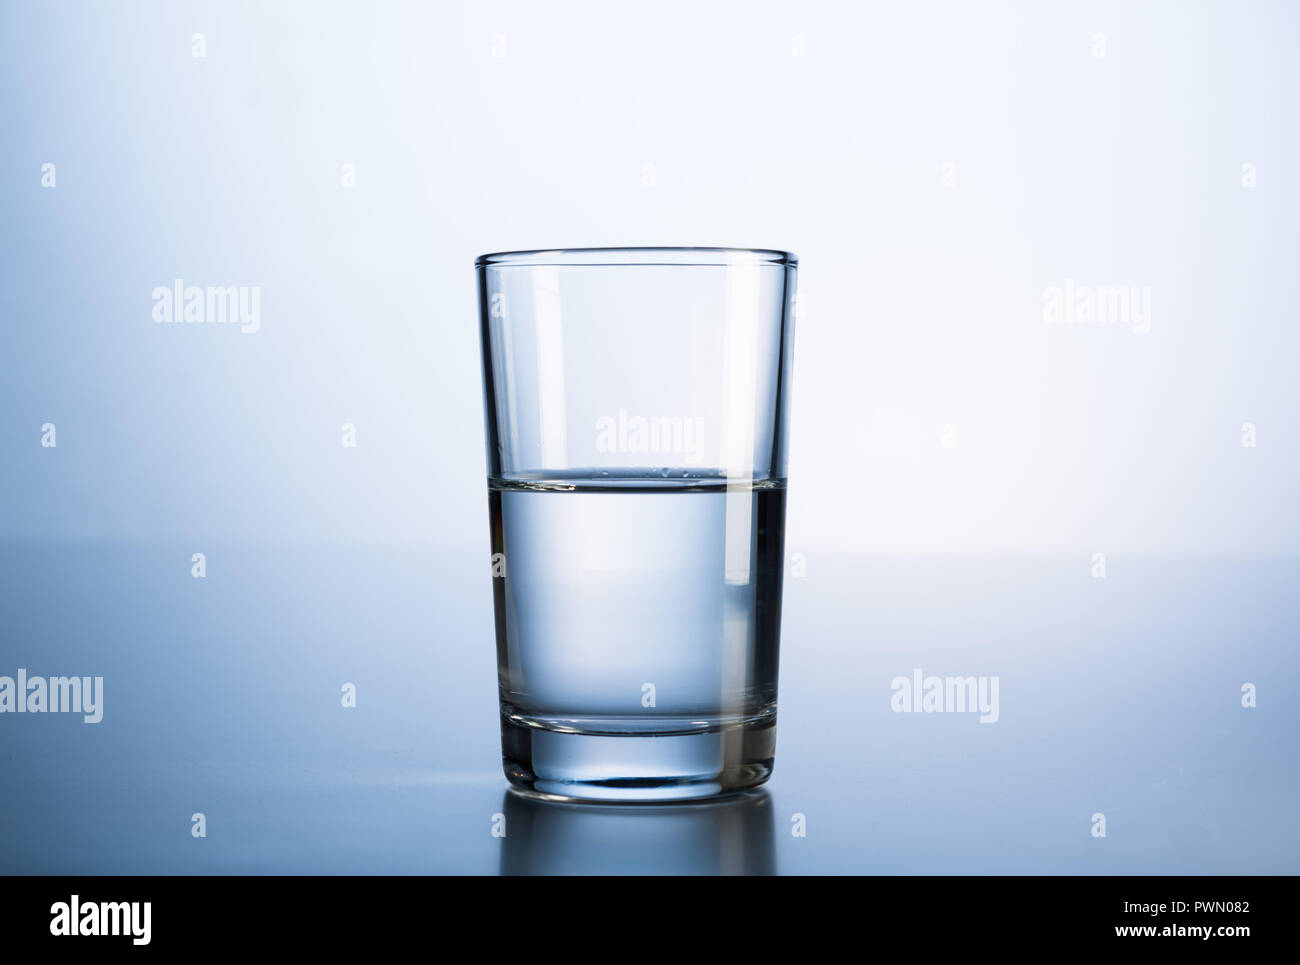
left=476, top=247, right=797, bottom=802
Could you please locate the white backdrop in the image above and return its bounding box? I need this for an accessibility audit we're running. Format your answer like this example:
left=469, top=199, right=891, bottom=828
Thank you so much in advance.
left=3, top=0, right=1296, bottom=557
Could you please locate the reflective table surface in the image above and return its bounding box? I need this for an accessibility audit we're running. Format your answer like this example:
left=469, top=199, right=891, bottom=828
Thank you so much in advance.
left=2, top=546, right=1296, bottom=874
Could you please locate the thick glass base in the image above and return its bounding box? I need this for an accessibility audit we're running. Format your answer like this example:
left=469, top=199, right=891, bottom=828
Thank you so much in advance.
left=500, top=710, right=776, bottom=803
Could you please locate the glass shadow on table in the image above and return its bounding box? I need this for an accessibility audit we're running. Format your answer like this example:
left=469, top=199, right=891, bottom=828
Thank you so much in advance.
left=499, top=788, right=776, bottom=876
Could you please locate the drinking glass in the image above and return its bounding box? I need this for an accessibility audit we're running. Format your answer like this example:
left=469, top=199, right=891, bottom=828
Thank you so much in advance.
left=476, top=247, right=797, bottom=802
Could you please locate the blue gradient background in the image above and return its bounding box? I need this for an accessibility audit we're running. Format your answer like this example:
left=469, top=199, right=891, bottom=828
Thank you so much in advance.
left=1, top=0, right=1297, bottom=874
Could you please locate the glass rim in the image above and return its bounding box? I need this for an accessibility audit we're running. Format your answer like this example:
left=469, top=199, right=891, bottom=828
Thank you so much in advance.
left=475, top=247, right=797, bottom=268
